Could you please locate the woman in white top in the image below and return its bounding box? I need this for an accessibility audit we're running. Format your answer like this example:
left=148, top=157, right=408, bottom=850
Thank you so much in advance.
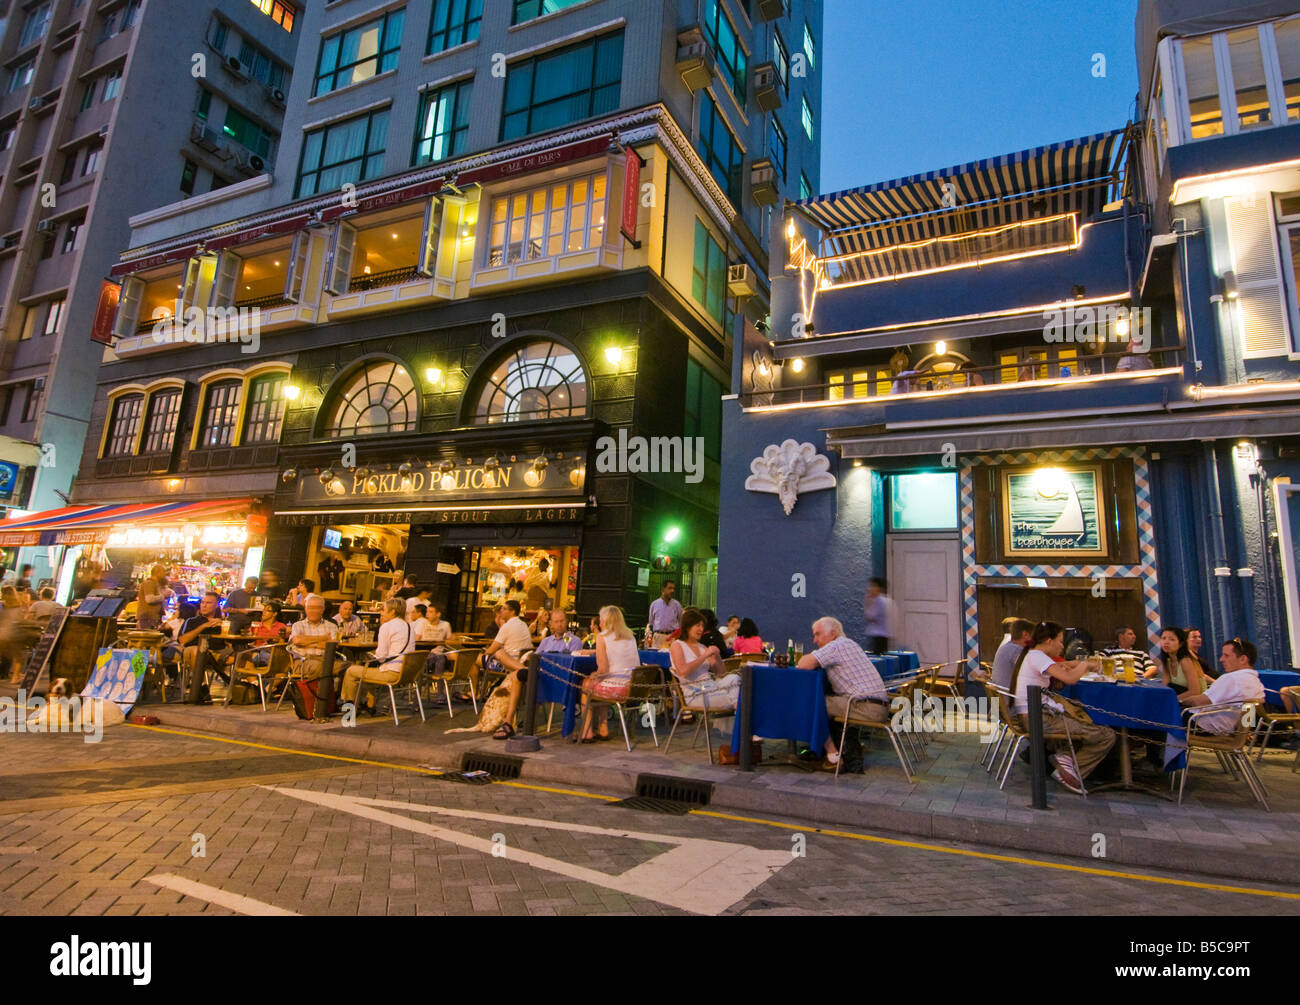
left=670, top=608, right=741, bottom=710
left=578, top=605, right=640, bottom=742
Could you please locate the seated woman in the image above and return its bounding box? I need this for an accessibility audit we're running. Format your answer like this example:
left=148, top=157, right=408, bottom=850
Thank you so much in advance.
left=731, top=618, right=764, bottom=655
left=670, top=610, right=742, bottom=756
left=1187, top=627, right=1217, bottom=682
left=235, top=601, right=289, bottom=673
left=576, top=605, right=641, bottom=742
left=1152, top=626, right=1204, bottom=697
left=699, top=609, right=731, bottom=658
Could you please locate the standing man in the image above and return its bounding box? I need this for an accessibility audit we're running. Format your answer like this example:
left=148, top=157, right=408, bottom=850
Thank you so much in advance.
left=992, top=618, right=1035, bottom=692
left=136, top=564, right=173, bottom=631
left=648, top=580, right=683, bottom=649
left=1179, top=637, right=1265, bottom=733
left=796, top=617, right=888, bottom=772
left=287, top=594, right=338, bottom=683
left=862, top=577, right=895, bottom=655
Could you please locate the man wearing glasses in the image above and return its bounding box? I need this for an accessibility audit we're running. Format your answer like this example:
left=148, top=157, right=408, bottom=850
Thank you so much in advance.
left=1179, top=637, right=1264, bottom=734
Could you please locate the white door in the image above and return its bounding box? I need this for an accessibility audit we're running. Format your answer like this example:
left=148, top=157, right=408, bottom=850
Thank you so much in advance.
left=886, top=534, right=962, bottom=665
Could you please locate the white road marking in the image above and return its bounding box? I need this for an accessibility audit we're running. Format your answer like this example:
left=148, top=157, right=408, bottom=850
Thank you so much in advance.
left=143, top=873, right=299, bottom=916
left=265, top=786, right=792, bottom=916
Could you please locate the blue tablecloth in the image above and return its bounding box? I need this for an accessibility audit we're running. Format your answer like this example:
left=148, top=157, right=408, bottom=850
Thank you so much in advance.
left=730, top=663, right=830, bottom=756
left=1063, top=679, right=1186, bottom=771
left=1257, top=669, right=1300, bottom=706
left=870, top=654, right=900, bottom=677
left=536, top=650, right=671, bottom=738
left=886, top=651, right=920, bottom=673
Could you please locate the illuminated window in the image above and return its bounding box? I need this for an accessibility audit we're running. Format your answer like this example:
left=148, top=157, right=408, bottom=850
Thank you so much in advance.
left=42, top=298, right=64, bottom=336
left=243, top=374, right=287, bottom=444
left=486, top=173, right=607, bottom=266
left=803, top=21, right=817, bottom=71
left=890, top=473, right=958, bottom=531
left=1226, top=27, right=1270, bottom=130
left=474, top=341, right=587, bottom=424
left=1277, top=18, right=1300, bottom=121
left=1183, top=37, right=1223, bottom=138
left=105, top=394, right=144, bottom=457
left=429, top=0, right=482, bottom=54
left=249, top=0, right=295, bottom=33
left=801, top=96, right=815, bottom=142
left=142, top=388, right=182, bottom=454
left=500, top=31, right=622, bottom=141
left=326, top=361, right=418, bottom=438
left=315, top=9, right=404, bottom=97
left=198, top=380, right=242, bottom=448
left=703, top=0, right=747, bottom=108
left=414, top=79, right=472, bottom=165
left=827, top=370, right=881, bottom=400
left=223, top=106, right=273, bottom=159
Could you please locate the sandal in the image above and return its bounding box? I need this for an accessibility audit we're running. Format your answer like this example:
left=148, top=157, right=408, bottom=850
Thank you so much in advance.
left=580, top=734, right=599, bottom=744
left=492, top=723, right=515, bottom=740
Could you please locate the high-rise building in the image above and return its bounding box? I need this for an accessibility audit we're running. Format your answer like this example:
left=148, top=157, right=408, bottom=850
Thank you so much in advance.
left=0, top=0, right=297, bottom=580
left=25, top=0, right=822, bottom=625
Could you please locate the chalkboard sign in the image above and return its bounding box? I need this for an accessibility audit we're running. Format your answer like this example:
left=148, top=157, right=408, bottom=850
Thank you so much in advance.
left=19, top=608, right=70, bottom=695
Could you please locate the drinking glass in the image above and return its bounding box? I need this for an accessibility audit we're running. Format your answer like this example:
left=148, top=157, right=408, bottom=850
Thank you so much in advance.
left=793, top=641, right=804, bottom=660
left=763, top=642, right=775, bottom=665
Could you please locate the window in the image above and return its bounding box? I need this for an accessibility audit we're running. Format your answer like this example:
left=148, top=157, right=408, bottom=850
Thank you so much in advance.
left=180, top=158, right=198, bottom=195
left=142, top=388, right=182, bottom=454
left=768, top=116, right=787, bottom=179
left=890, top=473, right=958, bottom=531
left=61, top=215, right=83, bottom=254
left=691, top=220, right=726, bottom=323
left=196, top=88, right=212, bottom=120
left=296, top=108, right=389, bottom=198
left=81, top=143, right=101, bottom=177
left=19, top=3, right=52, bottom=47
left=801, top=95, right=815, bottom=142
left=78, top=81, right=96, bottom=111
left=23, top=381, right=42, bottom=423
left=223, top=106, right=273, bottom=159
left=250, top=0, right=295, bottom=33
left=210, top=18, right=229, bottom=52
left=1278, top=18, right=1300, bottom=121
left=243, top=373, right=286, bottom=444
left=828, top=369, right=890, bottom=399
left=799, top=172, right=813, bottom=200
left=18, top=307, right=37, bottom=341
left=237, top=39, right=288, bottom=89
left=122, top=0, right=142, bottom=29
left=1183, top=37, right=1223, bottom=138
left=500, top=31, right=623, bottom=141
left=486, top=173, right=607, bottom=266
left=8, top=61, right=35, bottom=94
left=429, top=0, right=482, bottom=54
left=0, top=387, right=13, bottom=426
left=698, top=95, right=742, bottom=206
left=1226, top=27, right=1270, bottom=130
left=702, top=0, right=747, bottom=108
left=684, top=359, right=722, bottom=461
left=198, top=380, right=242, bottom=448
left=773, top=31, right=789, bottom=92
left=0, top=125, right=13, bottom=150
left=105, top=395, right=143, bottom=456
left=803, top=21, right=817, bottom=71
left=474, top=341, right=587, bottom=424
left=512, top=0, right=585, bottom=24
left=42, top=298, right=64, bottom=336
left=102, top=70, right=121, bottom=101
left=414, top=79, right=472, bottom=164
left=315, top=10, right=404, bottom=97
left=325, top=361, right=418, bottom=437
left=99, top=13, right=117, bottom=41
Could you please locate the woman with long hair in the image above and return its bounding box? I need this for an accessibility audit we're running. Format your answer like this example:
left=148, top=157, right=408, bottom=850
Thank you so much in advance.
left=1010, top=621, right=1115, bottom=793
left=731, top=617, right=764, bottom=655
left=576, top=605, right=640, bottom=742
left=1154, top=626, right=1204, bottom=697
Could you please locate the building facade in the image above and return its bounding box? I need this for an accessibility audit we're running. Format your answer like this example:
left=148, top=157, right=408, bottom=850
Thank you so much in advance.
left=0, top=0, right=296, bottom=580
left=22, top=0, right=822, bottom=625
left=718, top=0, right=1300, bottom=675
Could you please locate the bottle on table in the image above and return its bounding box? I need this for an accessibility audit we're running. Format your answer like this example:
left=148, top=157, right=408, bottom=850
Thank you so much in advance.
left=787, top=638, right=795, bottom=665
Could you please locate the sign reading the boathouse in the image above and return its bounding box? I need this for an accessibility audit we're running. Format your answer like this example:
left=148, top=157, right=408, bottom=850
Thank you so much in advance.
left=1000, top=465, right=1107, bottom=558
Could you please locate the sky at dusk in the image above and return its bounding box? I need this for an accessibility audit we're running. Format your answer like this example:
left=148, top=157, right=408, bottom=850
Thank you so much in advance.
left=818, top=0, right=1140, bottom=193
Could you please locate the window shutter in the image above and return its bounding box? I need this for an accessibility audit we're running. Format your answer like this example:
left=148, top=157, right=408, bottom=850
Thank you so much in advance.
left=418, top=197, right=441, bottom=277
left=284, top=230, right=309, bottom=302
left=210, top=251, right=242, bottom=308
left=180, top=256, right=204, bottom=313
left=325, top=222, right=355, bottom=295
left=1225, top=194, right=1293, bottom=357
left=112, top=277, right=144, bottom=338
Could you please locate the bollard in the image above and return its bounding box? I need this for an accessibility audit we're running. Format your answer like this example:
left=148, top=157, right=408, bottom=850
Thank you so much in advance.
left=1027, top=685, right=1048, bottom=810
left=738, top=662, right=754, bottom=771
left=506, top=652, right=542, bottom=753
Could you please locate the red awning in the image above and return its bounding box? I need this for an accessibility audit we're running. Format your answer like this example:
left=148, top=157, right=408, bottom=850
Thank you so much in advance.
left=0, top=498, right=254, bottom=546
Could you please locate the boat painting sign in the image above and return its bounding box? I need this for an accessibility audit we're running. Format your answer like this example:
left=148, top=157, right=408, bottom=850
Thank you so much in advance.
left=1001, top=465, right=1107, bottom=558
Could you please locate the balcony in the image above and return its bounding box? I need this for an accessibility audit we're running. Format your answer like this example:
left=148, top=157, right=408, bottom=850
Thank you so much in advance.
left=90, top=29, right=133, bottom=73
left=70, top=100, right=113, bottom=143
left=326, top=203, right=455, bottom=319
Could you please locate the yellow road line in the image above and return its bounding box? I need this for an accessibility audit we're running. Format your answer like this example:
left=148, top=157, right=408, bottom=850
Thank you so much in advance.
left=125, top=722, right=1300, bottom=901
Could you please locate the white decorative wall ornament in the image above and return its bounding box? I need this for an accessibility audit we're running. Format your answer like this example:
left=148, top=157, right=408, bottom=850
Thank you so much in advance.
left=745, top=440, right=837, bottom=515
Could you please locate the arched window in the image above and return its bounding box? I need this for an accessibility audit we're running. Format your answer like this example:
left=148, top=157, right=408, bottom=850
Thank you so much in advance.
left=198, top=379, right=242, bottom=448
left=324, top=360, right=418, bottom=438
left=141, top=387, right=183, bottom=454
left=474, top=340, right=587, bottom=424
left=104, top=394, right=144, bottom=457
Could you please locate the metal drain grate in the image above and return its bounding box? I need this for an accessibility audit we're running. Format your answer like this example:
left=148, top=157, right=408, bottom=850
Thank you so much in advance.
left=634, top=773, right=713, bottom=807
left=606, top=796, right=694, bottom=815
left=460, top=751, right=523, bottom=779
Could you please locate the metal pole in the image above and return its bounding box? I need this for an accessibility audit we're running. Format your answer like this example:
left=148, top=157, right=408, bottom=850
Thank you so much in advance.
left=1028, top=685, right=1048, bottom=810
left=506, top=652, right=542, bottom=753
left=738, top=662, right=754, bottom=771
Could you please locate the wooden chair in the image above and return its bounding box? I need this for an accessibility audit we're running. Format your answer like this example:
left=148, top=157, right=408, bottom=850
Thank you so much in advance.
left=228, top=643, right=289, bottom=712
left=357, top=651, right=427, bottom=726
left=1177, top=702, right=1270, bottom=809
left=579, top=664, right=664, bottom=751
left=425, top=647, right=482, bottom=718
left=663, top=674, right=737, bottom=764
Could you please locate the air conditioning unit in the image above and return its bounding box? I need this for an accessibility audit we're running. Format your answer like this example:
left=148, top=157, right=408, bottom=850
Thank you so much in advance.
left=98, top=124, right=110, bottom=137
left=190, top=119, right=221, bottom=151
left=757, top=0, right=787, bottom=20
left=1, top=234, right=20, bottom=249
left=750, top=158, right=779, bottom=206
left=753, top=62, right=782, bottom=112
left=675, top=27, right=715, bottom=93
left=233, top=149, right=265, bottom=175
left=33, top=376, right=45, bottom=390
left=269, top=87, right=286, bottom=107
left=216, top=143, right=237, bottom=161
left=727, top=264, right=757, bottom=298
left=224, top=55, right=249, bottom=79
left=35, top=219, right=56, bottom=234
left=27, top=96, right=46, bottom=112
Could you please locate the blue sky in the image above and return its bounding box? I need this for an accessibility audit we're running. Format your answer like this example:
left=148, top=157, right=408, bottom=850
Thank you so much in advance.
left=819, top=0, right=1139, bottom=193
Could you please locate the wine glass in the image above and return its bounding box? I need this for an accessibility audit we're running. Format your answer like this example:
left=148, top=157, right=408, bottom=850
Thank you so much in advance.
left=762, top=642, right=776, bottom=664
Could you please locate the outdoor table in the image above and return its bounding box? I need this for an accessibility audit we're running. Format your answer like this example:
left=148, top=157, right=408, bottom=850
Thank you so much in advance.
left=537, top=649, right=674, bottom=738
left=1258, top=669, right=1300, bottom=706
left=729, top=662, right=830, bottom=758
left=1062, top=678, right=1186, bottom=797
left=886, top=651, right=920, bottom=673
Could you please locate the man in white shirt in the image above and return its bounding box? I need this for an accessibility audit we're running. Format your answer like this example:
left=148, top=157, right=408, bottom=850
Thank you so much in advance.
left=405, top=587, right=434, bottom=617
left=340, top=598, right=416, bottom=711
left=424, top=604, right=452, bottom=644
left=1180, top=637, right=1264, bottom=734
left=409, top=603, right=434, bottom=642
left=288, top=595, right=338, bottom=682
left=648, top=581, right=683, bottom=648
left=27, top=587, right=63, bottom=622
left=472, top=600, right=532, bottom=693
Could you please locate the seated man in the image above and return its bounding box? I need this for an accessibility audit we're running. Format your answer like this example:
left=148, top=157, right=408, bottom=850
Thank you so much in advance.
left=340, top=599, right=416, bottom=714
left=472, top=601, right=532, bottom=695
left=992, top=617, right=1034, bottom=693
left=1179, top=637, right=1265, bottom=734
left=27, top=587, right=63, bottom=622
left=1102, top=625, right=1157, bottom=677
left=332, top=598, right=362, bottom=638
left=287, top=594, right=338, bottom=685
left=175, top=592, right=234, bottom=700
left=796, top=617, right=888, bottom=772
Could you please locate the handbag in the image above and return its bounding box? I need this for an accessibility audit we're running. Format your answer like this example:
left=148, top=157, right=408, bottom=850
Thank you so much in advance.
left=290, top=677, right=337, bottom=720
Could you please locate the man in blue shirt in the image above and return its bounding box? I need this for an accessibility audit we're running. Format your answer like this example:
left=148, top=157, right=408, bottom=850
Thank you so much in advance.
left=492, top=610, right=581, bottom=737
left=648, top=581, right=683, bottom=648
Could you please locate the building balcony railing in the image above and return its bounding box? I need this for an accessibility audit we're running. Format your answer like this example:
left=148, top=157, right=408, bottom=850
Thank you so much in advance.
left=742, top=344, right=1185, bottom=409
left=348, top=266, right=418, bottom=292
left=235, top=293, right=293, bottom=310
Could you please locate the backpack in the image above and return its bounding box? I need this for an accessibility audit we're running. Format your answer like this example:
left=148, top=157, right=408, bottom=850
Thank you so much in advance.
left=289, top=676, right=336, bottom=720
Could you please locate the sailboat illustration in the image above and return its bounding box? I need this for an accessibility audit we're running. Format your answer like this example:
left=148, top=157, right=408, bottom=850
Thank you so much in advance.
left=1042, top=482, right=1086, bottom=543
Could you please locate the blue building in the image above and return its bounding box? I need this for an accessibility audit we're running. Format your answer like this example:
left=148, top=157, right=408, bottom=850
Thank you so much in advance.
left=719, top=0, right=1300, bottom=675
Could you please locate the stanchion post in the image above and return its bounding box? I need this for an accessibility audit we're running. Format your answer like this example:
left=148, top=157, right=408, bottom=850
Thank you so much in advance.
left=1028, top=684, right=1048, bottom=810
left=738, top=662, right=754, bottom=772
left=506, top=652, right=542, bottom=753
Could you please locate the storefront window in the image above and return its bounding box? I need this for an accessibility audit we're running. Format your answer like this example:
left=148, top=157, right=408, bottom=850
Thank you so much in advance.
left=105, top=395, right=144, bottom=457
left=325, top=361, right=418, bottom=437
left=474, top=341, right=587, bottom=424
left=486, top=173, right=606, bottom=266
left=198, top=380, right=242, bottom=448
left=142, top=389, right=182, bottom=454
left=890, top=473, right=958, bottom=531
left=243, top=373, right=287, bottom=444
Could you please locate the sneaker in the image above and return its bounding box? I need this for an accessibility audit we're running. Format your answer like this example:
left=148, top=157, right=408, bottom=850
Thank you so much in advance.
left=1051, top=754, right=1085, bottom=794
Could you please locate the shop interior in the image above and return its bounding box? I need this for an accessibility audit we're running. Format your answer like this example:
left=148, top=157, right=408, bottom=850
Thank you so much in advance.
left=453, top=546, right=579, bottom=633
left=305, top=524, right=405, bottom=603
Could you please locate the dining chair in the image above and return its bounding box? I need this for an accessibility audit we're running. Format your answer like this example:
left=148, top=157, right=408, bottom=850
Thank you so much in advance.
left=662, top=673, right=736, bottom=764
left=1249, top=707, right=1300, bottom=762
left=579, top=664, right=664, bottom=752
left=993, top=689, right=1029, bottom=791
left=227, top=643, right=289, bottom=712
left=426, top=648, right=482, bottom=718
left=357, top=651, right=427, bottom=726
left=828, top=695, right=914, bottom=782
left=1176, top=702, right=1270, bottom=810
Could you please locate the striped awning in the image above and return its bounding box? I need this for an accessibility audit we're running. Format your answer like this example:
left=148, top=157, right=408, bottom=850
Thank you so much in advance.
left=798, top=131, right=1125, bottom=284
left=0, top=498, right=253, bottom=546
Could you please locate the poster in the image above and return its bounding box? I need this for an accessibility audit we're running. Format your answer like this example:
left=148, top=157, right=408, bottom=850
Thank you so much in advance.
left=1001, top=466, right=1107, bottom=558
left=82, top=649, right=149, bottom=713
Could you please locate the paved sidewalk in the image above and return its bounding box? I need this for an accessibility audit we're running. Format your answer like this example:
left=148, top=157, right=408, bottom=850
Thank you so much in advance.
left=5, top=681, right=1298, bottom=883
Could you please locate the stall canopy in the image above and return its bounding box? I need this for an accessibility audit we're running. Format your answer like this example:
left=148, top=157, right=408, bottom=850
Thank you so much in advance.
left=0, top=499, right=254, bottom=547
